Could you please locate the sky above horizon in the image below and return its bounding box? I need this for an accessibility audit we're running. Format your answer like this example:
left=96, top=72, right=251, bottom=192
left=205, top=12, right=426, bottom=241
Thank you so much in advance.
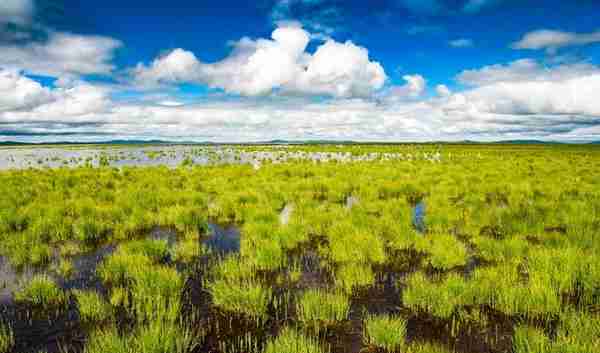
left=1, top=0, right=600, bottom=142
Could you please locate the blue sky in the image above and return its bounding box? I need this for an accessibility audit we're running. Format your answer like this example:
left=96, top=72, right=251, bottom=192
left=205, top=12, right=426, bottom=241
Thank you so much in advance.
left=1, top=0, right=600, bottom=142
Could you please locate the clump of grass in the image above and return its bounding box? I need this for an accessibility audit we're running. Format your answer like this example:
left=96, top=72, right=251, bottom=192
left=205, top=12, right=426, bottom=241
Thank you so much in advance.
left=297, top=289, right=349, bottom=329
left=407, top=342, right=455, bottom=353
left=264, top=327, right=329, bottom=353
left=133, top=319, right=196, bottom=353
left=335, top=264, right=374, bottom=293
left=129, top=265, right=183, bottom=322
left=218, top=332, right=261, bottom=353
left=74, top=290, right=112, bottom=324
left=98, top=242, right=183, bottom=323
left=554, top=310, right=600, bottom=352
left=0, top=322, right=14, bottom=353
left=363, top=314, right=407, bottom=352
left=98, top=250, right=152, bottom=287
left=4, top=234, right=53, bottom=267
left=473, top=235, right=528, bottom=263
left=59, top=241, right=83, bottom=257
left=420, top=234, right=468, bottom=271
left=73, top=218, right=111, bottom=245
left=121, top=239, right=170, bottom=263
left=403, top=272, right=469, bottom=319
left=241, top=221, right=287, bottom=272
left=325, top=221, right=386, bottom=265
left=513, top=325, right=551, bottom=353
left=83, top=327, right=133, bottom=353
left=14, top=274, right=67, bottom=309
left=209, top=279, right=272, bottom=323
left=56, top=258, right=74, bottom=278
left=172, top=238, right=206, bottom=263
left=212, top=254, right=257, bottom=284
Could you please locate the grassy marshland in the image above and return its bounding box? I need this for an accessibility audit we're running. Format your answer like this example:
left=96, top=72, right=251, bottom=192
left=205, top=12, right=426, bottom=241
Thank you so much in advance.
left=0, top=144, right=599, bottom=353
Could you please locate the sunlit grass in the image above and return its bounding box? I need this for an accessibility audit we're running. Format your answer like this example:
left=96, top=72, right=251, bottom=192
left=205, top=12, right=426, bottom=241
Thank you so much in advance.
left=74, top=290, right=112, bottom=324
left=363, top=314, right=407, bottom=352
left=0, top=322, right=14, bottom=353
left=264, top=327, right=329, bottom=353
left=14, top=274, right=67, bottom=310
left=209, top=279, right=272, bottom=323
left=297, top=289, right=349, bottom=329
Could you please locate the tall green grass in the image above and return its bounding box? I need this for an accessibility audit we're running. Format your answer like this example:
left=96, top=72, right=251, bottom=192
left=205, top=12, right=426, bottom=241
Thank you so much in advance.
left=0, top=322, right=14, bottom=353
left=14, top=274, right=67, bottom=309
left=297, top=289, right=349, bottom=329
left=74, top=290, right=112, bottom=324
left=209, top=279, right=272, bottom=323
left=264, top=328, right=329, bottom=353
left=363, top=314, right=407, bottom=352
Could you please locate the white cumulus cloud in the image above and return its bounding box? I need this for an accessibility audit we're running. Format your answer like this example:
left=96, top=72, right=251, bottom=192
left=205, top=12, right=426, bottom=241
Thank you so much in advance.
left=452, top=59, right=600, bottom=117
left=0, top=69, right=53, bottom=111
left=0, top=31, right=123, bottom=78
left=382, top=74, right=426, bottom=102
left=132, top=24, right=386, bottom=98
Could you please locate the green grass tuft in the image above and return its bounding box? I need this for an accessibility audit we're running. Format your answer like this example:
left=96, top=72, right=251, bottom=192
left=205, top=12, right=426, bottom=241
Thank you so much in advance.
left=297, top=289, right=349, bottom=329
left=14, top=274, right=67, bottom=309
left=363, top=314, right=407, bottom=352
left=264, top=327, right=329, bottom=353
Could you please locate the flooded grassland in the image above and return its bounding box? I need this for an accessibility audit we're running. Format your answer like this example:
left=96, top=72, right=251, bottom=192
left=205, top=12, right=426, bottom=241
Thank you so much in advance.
left=0, top=144, right=599, bottom=353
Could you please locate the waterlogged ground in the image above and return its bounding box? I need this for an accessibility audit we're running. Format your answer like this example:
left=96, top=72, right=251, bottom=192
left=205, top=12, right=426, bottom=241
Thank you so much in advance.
left=0, top=144, right=599, bottom=353
left=0, top=145, right=440, bottom=170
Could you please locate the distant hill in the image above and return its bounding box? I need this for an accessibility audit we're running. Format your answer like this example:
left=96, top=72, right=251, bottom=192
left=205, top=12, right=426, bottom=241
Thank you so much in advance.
left=491, top=140, right=562, bottom=145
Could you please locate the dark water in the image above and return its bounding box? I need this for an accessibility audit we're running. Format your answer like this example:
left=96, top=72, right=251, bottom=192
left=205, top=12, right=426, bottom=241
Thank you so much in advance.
left=203, top=223, right=241, bottom=254
left=57, top=245, right=115, bottom=292
left=412, top=201, right=426, bottom=233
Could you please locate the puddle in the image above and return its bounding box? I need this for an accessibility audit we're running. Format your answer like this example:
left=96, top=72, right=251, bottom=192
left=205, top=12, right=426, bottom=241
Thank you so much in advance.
left=0, top=146, right=438, bottom=171
left=203, top=223, right=241, bottom=255
left=0, top=256, right=37, bottom=305
left=57, top=244, right=115, bottom=292
left=412, top=201, right=426, bottom=233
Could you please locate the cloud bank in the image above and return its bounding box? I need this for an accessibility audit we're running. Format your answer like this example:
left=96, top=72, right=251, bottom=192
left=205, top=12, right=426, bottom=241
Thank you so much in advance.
left=2, top=56, right=600, bottom=142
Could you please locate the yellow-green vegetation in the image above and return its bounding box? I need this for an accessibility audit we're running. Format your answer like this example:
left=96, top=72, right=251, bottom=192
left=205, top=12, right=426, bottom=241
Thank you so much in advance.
left=418, top=234, right=469, bottom=270
left=263, top=328, right=329, bottom=353
left=98, top=241, right=183, bottom=322
left=407, top=343, right=456, bottom=353
left=297, top=289, right=350, bottom=329
left=83, top=322, right=195, bottom=353
left=56, top=258, right=74, bottom=278
left=0, top=322, right=14, bottom=353
left=14, top=275, right=67, bottom=309
left=363, top=314, right=407, bottom=352
left=335, top=263, right=375, bottom=293
left=74, top=290, right=112, bottom=324
left=209, top=279, right=272, bottom=322
left=403, top=272, right=470, bottom=319
left=1, top=144, right=599, bottom=353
